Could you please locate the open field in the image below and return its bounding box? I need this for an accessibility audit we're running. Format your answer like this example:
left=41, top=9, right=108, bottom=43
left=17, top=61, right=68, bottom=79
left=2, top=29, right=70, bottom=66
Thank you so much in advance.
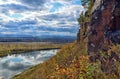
left=0, top=42, right=63, bottom=57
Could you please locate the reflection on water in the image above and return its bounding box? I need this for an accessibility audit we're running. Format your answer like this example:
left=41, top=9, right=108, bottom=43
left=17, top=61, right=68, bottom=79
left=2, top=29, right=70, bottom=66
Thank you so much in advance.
left=0, top=49, right=58, bottom=79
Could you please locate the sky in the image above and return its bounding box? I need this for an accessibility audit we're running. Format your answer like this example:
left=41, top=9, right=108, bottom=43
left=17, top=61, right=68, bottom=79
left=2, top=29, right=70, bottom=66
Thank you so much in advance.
left=0, top=0, right=84, bottom=37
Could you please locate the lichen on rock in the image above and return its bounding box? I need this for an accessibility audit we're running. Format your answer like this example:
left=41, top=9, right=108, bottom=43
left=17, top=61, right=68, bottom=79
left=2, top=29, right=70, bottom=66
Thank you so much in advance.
left=87, top=0, right=120, bottom=76
left=78, top=0, right=120, bottom=77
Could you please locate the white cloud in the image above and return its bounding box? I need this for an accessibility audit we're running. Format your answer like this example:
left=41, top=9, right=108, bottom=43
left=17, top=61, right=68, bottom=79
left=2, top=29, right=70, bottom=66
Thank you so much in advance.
left=0, top=0, right=83, bottom=36
left=0, top=0, right=20, bottom=5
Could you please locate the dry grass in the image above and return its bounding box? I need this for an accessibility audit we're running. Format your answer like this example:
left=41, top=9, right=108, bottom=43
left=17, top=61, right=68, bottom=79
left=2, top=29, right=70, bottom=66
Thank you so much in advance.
left=0, top=42, right=62, bottom=57
left=12, top=41, right=120, bottom=79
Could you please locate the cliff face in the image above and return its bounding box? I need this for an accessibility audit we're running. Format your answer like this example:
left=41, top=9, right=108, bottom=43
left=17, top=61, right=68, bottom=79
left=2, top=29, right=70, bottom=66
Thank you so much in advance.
left=89, top=0, right=120, bottom=75
left=88, top=0, right=120, bottom=60
left=78, top=0, right=120, bottom=75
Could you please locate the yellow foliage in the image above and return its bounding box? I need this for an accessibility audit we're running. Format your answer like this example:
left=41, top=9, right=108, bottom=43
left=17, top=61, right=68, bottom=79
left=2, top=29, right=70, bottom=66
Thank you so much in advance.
left=0, top=42, right=62, bottom=57
left=12, top=42, right=120, bottom=79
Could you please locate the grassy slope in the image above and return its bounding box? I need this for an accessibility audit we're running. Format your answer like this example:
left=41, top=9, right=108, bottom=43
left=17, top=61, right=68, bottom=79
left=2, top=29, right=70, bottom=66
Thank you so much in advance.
left=12, top=0, right=120, bottom=78
left=12, top=41, right=87, bottom=79
left=13, top=41, right=120, bottom=79
left=0, top=42, right=62, bottom=57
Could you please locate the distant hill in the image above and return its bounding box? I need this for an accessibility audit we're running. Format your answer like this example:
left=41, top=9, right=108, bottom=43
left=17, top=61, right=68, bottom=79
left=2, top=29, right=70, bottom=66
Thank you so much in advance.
left=0, top=35, right=76, bottom=43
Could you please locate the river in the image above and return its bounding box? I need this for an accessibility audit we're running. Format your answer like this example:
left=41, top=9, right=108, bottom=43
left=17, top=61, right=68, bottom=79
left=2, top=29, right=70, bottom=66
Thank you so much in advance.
left=0, top=49, right=59, bottom=79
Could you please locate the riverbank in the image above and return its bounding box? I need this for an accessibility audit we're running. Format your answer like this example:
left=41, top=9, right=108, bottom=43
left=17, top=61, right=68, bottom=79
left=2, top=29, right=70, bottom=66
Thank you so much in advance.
left=0, top=49, right=59, bottom=79
left=0, top=42, right=63, bottom=57
left=12, top=41, right=120, bottom=79
left=12, top=41, right=88, bottom=79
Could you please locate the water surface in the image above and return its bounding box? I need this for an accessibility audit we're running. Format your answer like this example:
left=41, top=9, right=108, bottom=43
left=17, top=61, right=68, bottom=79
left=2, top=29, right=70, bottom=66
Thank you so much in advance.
left=0, top=49, right=58, bottom=79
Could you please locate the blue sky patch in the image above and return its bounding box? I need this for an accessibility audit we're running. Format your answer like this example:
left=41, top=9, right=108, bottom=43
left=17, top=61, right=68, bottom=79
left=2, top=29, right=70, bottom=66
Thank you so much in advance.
left=11, top=14, right=23, bottom=18
left=50, top=2, right=63, bottom=12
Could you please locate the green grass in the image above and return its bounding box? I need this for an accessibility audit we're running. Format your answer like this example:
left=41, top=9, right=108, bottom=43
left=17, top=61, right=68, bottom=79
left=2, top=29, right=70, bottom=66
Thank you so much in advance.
left=0, top=42, right=63, bottom=57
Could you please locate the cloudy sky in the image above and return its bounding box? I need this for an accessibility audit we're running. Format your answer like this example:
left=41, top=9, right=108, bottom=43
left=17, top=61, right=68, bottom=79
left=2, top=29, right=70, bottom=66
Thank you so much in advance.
left=0, top=0, right=83, bottom=37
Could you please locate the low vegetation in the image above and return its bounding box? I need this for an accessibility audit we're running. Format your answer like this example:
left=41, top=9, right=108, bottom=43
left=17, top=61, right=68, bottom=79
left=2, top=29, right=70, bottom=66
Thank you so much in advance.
left=12, top=41, right=120, bottom=79
left=11, top=0, right=120, bottom=79
left=0, top=42, right=62, bottom=57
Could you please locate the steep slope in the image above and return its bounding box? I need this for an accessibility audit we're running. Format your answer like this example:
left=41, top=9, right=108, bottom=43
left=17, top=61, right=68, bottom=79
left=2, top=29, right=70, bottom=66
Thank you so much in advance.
left=13, top=0, right=120, bottom=79
left=88, top=0, right=120, bottom=60
left=87, top=0, right=120, bottom=75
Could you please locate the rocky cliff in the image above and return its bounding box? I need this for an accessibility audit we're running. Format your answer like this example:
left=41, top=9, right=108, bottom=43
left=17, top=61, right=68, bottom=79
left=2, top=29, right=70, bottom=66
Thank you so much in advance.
left=88, top=0, right=120, bottom=59
left=78, top=0, right=120, bottom=76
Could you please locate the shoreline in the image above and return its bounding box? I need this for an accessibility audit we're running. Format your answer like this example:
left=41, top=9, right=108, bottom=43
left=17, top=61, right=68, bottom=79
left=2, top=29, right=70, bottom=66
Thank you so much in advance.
left=0, top=47, right=60, bottom=57
left=0, top=42, right=64, bottom=57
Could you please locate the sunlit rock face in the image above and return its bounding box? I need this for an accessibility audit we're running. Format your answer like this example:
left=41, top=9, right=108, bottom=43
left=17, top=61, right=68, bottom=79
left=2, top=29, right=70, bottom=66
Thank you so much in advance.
left=87, top=0, right=120, bottom=75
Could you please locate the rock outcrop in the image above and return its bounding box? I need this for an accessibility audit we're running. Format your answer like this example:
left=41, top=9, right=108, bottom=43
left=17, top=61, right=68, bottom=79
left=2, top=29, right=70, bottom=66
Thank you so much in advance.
left=78, top=0, right=120, bottom=76
left=88, top=0, right=120, bottom=75
left=88, top=0, right=120, bottom=60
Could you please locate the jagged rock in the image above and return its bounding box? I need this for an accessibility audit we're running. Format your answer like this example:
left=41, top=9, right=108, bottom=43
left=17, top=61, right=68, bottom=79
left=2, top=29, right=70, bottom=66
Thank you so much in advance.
left=106, top=30, right=120, bottom=44
left=87, top=0, right=120, bottom=75
left=92, top=0, right=102, bottom=13
left=77, top=0, right=120, bottom=76
left=88, top=0, right=120, bottom=59
left=77, top=22, right=89, bottom=42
